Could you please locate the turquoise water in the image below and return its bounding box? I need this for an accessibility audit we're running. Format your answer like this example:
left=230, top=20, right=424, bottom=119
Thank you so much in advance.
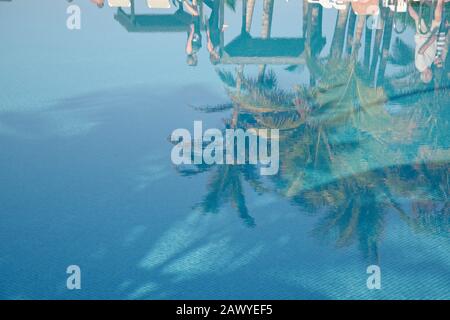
left=0, top=0, right=449, bottom=299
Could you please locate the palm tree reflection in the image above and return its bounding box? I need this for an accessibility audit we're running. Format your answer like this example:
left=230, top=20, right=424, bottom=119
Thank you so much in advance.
left=172, top=1, right=449, bottom=260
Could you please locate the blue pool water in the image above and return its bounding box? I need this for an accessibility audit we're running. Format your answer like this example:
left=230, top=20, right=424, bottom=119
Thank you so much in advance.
left=0, top=0, right=449, bottom=299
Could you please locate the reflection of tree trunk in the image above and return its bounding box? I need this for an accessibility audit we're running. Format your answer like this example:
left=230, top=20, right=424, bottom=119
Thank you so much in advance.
left=331, top=6, right=350, bottom=59
left=261, top=0, right=274, bottom=38
left=305, top=3, right=312, bottom=50
left=314, top=6, right=323, bottom=39
left=246, top=0, right=256, bottom=33
left=304, top=1, right=322, bottom=42
left=236, top=65, right=244, bottom=93
left=376, top=12, right=393, bottom=86
left=364, top=24, right=373, bottom=69
left=233, top=65, right=244, bottom=128
left=351, top=16, right=366, bottom=58
left=131, top=0, right=136, bottom=22
left=346, top=8, right=357, bottom=55
left=303, top=1, right=309, bottom=37
left=307, top=4, right=321, bottom=85
left=369, top=9, right=386, bottom=82
left=258, top=0, right=274, bottom=82
left=310, top=5, right=321, bottom=45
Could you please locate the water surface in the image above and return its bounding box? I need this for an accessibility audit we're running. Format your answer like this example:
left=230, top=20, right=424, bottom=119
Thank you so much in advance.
left=0, top=0, right=449, bottom=299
